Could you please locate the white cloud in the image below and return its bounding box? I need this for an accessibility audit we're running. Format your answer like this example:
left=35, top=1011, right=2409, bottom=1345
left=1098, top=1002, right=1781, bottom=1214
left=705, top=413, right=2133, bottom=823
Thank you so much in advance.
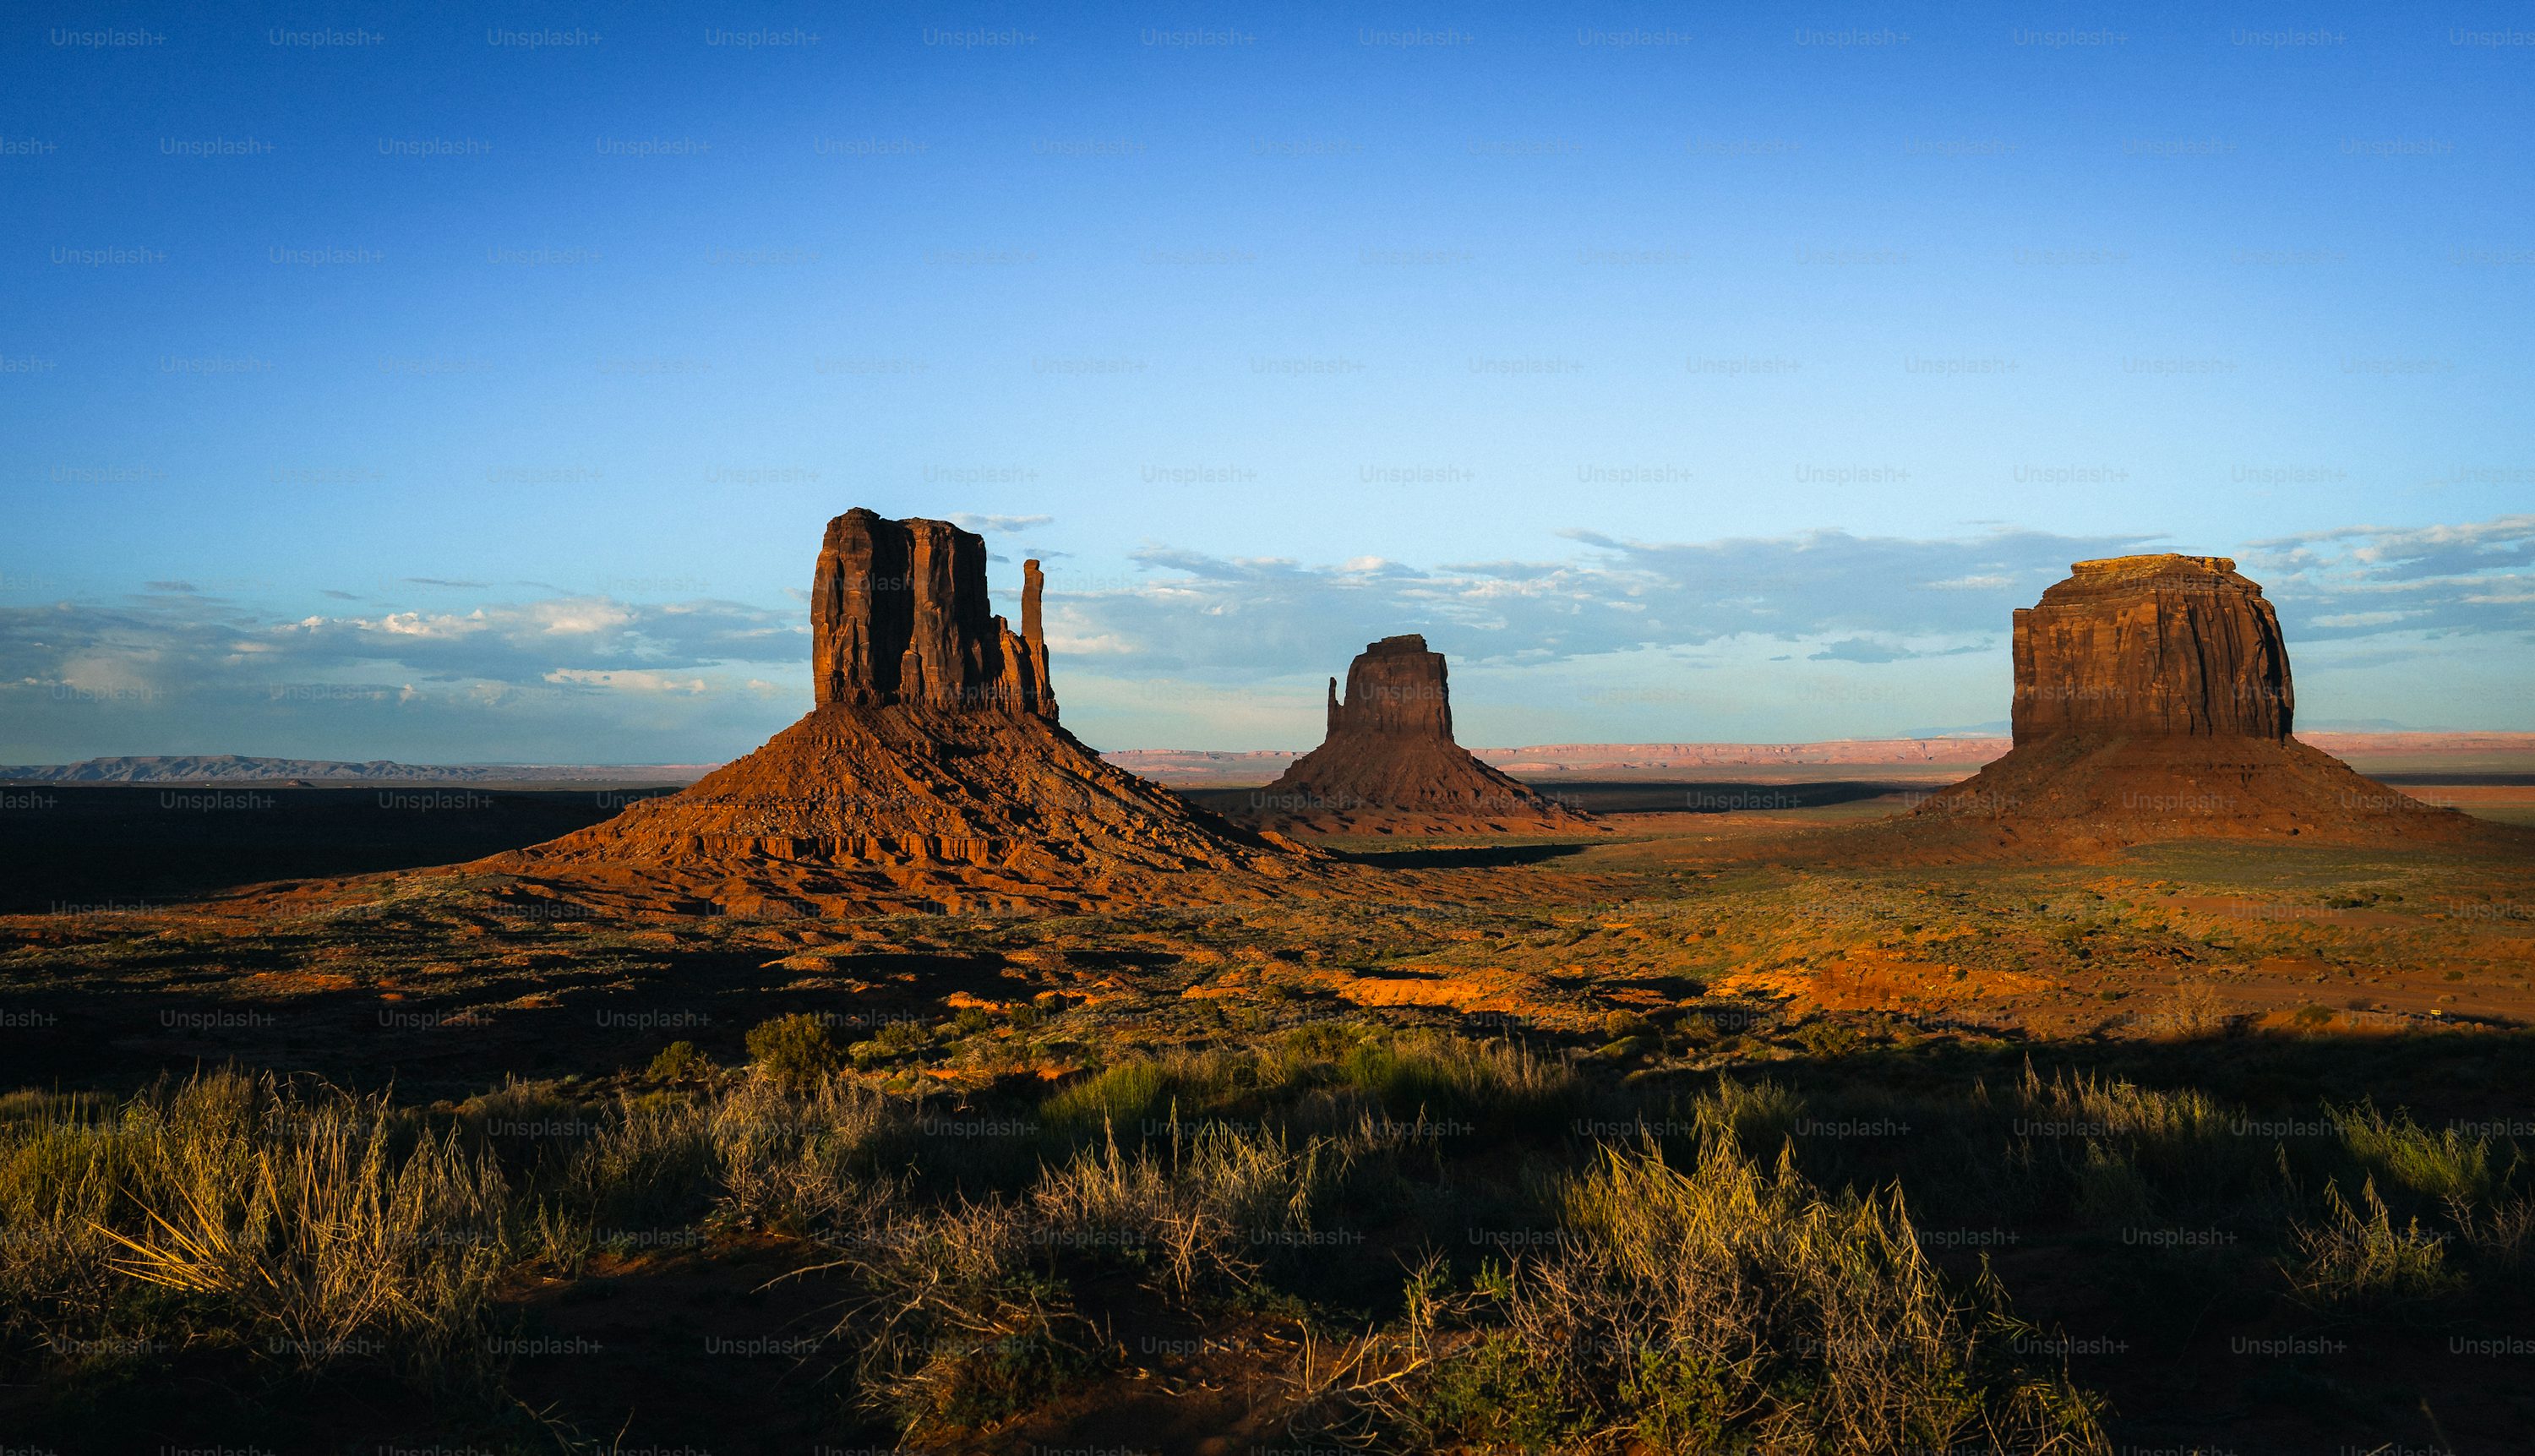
left=2243, top=513, right=2535, bottom=640
left=949, top=513, right=1053, bottom=533
left=543, top=668, right=711, bottom=694
left=529, top=599, right=639, bottom=635
left=1060, top=526, right=2160, bottom=677
left=5, top=514, right=2527, bottom=760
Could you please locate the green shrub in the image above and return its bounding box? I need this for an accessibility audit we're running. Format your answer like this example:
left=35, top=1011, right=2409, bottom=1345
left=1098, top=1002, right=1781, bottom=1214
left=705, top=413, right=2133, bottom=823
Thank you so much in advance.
left=1796, top=1020, right=1863, bottom=1057
left=918, top=1285, right=1103, bottom=1431
left=814, top=1198, right=1103, bottom=1437
left=1404, top=1327, right=1578, bottom=1451
left=1602, top=1010, right=1657, bottom=1040
left=848, top=1018, right=934, bottom=1068
left=646, top=1040, right=710, bottom=1082
left=745, top=1013, right=841, bottom=1088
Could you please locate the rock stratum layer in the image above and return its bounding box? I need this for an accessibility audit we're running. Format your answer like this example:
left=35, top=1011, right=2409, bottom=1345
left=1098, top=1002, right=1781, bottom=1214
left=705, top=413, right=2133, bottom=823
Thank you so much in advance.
left=1248, top=635, right=1595, bottom=834
left=481, top=511, right=1311, bottom=917
left=1903, top=555, right=2478, bottom=854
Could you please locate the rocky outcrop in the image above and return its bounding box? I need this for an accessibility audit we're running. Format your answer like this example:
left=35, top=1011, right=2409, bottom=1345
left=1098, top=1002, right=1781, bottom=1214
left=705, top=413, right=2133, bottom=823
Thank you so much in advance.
left=2011, top=555, right=2290, bottom=741
left=483, top=510, right=1309, bottom=917
left=811, top=509, right=1053, bottom=717
left=1326, top=634, right=1455, bottom=740
left=1251, top=635, right=1592, bottom=833
left=1896, top=555, right=2475, bottom=854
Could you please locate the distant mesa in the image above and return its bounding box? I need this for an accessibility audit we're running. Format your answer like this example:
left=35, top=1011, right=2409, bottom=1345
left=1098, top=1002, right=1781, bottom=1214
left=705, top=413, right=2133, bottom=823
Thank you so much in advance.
left=1246, top=635, right=1595, bottom=834
left=482, top=510, right=1311, bottom=918
left=1909, top=554, right=2478, bottom=852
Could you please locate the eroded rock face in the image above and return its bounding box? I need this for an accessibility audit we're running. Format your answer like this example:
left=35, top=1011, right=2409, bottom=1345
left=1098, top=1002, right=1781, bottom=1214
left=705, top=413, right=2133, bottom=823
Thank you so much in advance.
left=811, top=509, right=1053, bottom=717
left=1258, top=635, right=1587, bottom=829
left=1327, top=634, right=1454, bottom=740
left=1898, top=554, right=2478, bottom=852
left=481, top=506, right=1312, bottom=918
left=2012, top=554, right=2292, bottom=742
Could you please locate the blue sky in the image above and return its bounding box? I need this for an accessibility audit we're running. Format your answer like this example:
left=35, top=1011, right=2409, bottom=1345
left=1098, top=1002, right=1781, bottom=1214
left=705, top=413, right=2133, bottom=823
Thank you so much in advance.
left=3, top=2, right=2530, bottom=761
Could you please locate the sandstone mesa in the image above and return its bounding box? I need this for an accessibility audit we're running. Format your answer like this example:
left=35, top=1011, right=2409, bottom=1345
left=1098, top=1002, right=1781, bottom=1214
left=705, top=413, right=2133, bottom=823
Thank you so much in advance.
left=1909, top=553, right=2475, bottom=852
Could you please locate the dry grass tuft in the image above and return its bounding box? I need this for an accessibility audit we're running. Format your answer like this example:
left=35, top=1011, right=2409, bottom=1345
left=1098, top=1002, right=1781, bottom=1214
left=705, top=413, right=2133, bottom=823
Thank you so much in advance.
left=1, top=1072, right=511, bottom=1382
left=2330, top=1099, right=2495, bottom=1206
left=1034, top=1116, right=1328, bottom=1295
left=2287, top=1177, right=2458, bottom=1311
left=1343, top=1135, right=2107, bottom=1454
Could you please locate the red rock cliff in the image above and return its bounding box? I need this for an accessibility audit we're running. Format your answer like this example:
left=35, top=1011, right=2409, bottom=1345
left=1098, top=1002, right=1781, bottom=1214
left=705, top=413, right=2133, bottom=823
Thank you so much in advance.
left=1894, top=553, right=2480, bottom=852
left=810, top=509, right=1054, bottom=717
left=2011, top=554, right=2292, bottom=742
left=1325, top=634, right=1455, bottom=740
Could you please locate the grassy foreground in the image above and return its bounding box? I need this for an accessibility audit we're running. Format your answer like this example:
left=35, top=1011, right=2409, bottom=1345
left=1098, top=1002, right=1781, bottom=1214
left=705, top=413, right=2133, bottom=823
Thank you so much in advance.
left=5, top=1022, right=2532, bottom=1452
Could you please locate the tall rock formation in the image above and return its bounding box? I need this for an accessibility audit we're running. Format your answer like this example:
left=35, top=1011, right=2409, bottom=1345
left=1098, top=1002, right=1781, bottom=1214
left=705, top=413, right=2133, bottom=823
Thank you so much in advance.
left=1326, top=634, right=1457, bottom=741
left=1901, top=554, right=2472, bottom=853
left=1251, top=635, right=1591, bottom=833
left=810, top=509, right=1053, bottom=717
left=482, top=510, right=1307, bottom=917
left=2011, top=555, right=2290, bottom=740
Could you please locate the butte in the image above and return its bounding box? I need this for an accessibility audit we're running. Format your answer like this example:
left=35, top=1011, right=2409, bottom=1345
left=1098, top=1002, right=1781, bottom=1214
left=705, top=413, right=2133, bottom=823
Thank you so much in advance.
left=1247, top=634, right=1595, bottom=834
left=1901, top=553, right=2482, bottom=853
left=478, top=510, right=1313, bottom=917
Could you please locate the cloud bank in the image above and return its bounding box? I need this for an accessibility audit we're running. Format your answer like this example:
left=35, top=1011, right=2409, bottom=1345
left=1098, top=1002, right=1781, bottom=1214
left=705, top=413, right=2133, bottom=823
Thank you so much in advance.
left=3, top=516, right=2527, bottom=761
